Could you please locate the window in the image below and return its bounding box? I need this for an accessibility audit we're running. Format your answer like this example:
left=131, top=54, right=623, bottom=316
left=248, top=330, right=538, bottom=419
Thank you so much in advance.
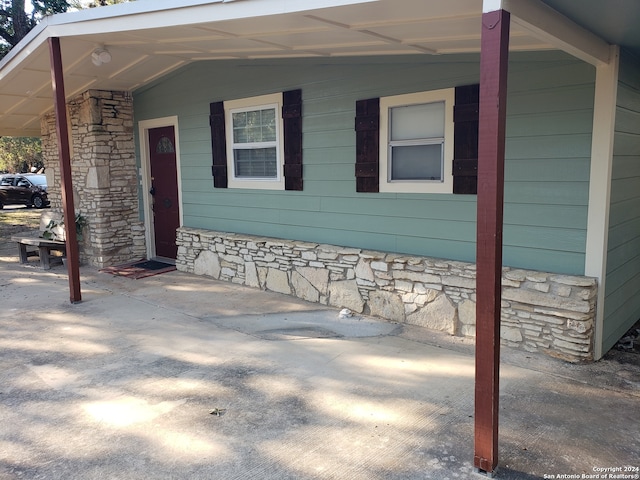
left=210, top=89, right=302, bottom=191
left=225, top=93, right=284, bottom=190
left=379, top=89, right=454, bottom=193
left=156, top=136, right=175, bottom=154
left=355, top=85, right=478, bottom=195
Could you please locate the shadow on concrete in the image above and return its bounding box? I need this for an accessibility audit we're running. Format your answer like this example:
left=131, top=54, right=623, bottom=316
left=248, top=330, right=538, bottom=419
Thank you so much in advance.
left=0, top=261, right=638, bottom=479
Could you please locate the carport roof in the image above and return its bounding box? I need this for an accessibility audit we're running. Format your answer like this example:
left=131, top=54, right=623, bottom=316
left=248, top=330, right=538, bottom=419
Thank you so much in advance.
left=0, top=0, right=638, bottom=137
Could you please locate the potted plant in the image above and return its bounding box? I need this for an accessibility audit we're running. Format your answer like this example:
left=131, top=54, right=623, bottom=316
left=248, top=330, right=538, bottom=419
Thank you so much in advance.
left=41, top=213, right=87, bottom=267
left=41, top=213, right=87, bottom=242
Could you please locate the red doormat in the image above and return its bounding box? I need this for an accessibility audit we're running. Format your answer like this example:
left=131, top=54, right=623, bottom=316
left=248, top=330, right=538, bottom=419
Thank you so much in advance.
left=100, top=259, right=176, bottom=279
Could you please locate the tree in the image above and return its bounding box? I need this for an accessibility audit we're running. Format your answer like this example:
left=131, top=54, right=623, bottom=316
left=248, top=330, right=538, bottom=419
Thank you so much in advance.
left=0, top=0, right=133, bottom=172
left=0, top=136, right=43, bottom=173
left=1, top=0, right=132, bottom=59
left=88, top=0, right=129, bottom=6
left=0, top=1, right=69, bottom=58
left=68, top=0, right=131, bottom=8
left=0, top=2, right=68, bottom=173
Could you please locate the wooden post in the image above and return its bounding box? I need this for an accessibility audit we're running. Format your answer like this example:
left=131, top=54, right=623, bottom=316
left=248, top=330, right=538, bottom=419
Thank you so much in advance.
left=48, top=37, right=82, bottom=303
left=474, top=8, right=510, bottom=476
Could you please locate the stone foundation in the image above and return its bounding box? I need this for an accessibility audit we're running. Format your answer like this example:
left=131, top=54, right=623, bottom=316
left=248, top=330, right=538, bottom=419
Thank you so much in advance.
left=177, top=228, right=597, bottom=362
left=41, top=90, right=146, bottom=267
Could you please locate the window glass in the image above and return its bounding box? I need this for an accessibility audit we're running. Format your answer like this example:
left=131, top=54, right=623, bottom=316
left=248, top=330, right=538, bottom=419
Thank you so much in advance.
left=379, top=88, right=454, bottom=194
left=389, top=101, right=445, bottom=182
left=390, top=102, right=444, bottom=141
left=390, top=144, right=442, bottom=180
left=234, top=148, right=278, bottom=178
left=224, top=93, right=284, bottom=190
left=156, top=136, right=175, bottom=153
left=233, top=108, right=276, bottom=144
left=231, top=106, right=278, bottom=179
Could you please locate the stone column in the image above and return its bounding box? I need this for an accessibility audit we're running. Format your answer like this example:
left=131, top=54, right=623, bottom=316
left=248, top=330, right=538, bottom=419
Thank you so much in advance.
left=41, top=90, right=146, bottom=267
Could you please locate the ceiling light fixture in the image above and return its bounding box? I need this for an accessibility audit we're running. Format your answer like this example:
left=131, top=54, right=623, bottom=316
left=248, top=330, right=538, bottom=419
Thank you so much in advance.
left=91, top=47, right=112, bottom=66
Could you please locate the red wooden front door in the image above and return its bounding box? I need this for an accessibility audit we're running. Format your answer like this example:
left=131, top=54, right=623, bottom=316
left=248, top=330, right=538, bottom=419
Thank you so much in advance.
left=148, top=126, right=179, bottom=259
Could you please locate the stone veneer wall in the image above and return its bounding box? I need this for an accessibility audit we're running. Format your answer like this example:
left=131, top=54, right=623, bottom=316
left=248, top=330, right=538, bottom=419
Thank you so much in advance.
left=41, top=90, right=146, bottom=267
left=177, top=227, right=598, bottom=362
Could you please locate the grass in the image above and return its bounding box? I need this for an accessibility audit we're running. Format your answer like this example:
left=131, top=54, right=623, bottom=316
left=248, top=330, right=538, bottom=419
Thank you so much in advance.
left=0, top=207, right=42, bottom=241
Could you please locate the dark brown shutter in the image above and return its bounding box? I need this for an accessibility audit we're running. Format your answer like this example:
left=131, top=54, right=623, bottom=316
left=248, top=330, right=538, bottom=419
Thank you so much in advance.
left=355, top=97, right=380, bottom=193
left=282, top=89, right=303, bottom=191
left=209, top=101, right=227, bottom=189
left=453, top=84, right=479, bottom=194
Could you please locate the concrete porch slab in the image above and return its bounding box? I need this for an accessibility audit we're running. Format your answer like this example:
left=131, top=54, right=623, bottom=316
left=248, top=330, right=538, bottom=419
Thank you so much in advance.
left=0, top=260, right=638, bottom=479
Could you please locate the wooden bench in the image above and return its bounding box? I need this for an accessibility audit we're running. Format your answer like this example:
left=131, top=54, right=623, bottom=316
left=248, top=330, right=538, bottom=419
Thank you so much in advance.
left=11, top=235, right=66, bottom=270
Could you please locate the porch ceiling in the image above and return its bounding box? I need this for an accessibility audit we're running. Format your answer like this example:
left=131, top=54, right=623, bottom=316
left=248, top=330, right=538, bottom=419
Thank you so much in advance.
left=0, top=0, right=636, bottom=137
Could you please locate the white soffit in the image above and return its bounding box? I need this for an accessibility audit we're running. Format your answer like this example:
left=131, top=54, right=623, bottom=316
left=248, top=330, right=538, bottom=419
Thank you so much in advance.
left=502, top=0, right=611, bottom=66
left=0, top=0, right=611, bottom=136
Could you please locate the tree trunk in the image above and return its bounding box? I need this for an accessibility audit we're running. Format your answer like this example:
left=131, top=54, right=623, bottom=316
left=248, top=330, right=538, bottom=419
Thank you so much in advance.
left=11, top=0, right=29, bottom=47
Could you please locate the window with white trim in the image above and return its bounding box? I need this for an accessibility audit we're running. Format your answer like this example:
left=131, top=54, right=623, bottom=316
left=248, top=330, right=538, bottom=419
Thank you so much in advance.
left=225, top=93, right=285, bottom=190
left=379, top=88, right=455, bottom=193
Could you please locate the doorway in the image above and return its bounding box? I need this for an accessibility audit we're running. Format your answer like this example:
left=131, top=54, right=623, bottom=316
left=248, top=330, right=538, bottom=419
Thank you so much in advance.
left=147, top=124, right=180, bottom=260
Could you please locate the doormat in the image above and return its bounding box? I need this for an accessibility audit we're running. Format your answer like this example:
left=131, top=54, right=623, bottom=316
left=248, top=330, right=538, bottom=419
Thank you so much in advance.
left=100, top=259, right=176, bottom=279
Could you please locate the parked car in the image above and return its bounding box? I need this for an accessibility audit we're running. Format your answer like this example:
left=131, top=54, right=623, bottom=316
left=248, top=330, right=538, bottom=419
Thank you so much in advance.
left=0, top=173, right=50, bottom=209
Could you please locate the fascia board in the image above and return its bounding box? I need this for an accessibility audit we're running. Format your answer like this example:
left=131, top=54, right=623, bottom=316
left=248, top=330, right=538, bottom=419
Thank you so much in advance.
left=502, top=0, right=611, bottom=66
left=1, top=0, right=377, bottom=67
left=0, top=19, right=49, bottom=72
left=45, top=0, right=378, bottom=36
left=0, top=0, right=377, bottom=88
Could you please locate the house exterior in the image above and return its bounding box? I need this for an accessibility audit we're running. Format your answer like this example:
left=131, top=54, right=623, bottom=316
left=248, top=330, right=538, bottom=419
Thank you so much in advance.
left=130, top=51, right=605, bottom=365
left=1, top=0, right=638, bottom=365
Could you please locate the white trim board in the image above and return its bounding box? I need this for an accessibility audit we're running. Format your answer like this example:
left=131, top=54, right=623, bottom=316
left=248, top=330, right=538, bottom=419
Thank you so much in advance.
left=137, top=116, right=183, bottom=260
left=584, top=45, right=620, bottom=360
left=486, top=0, right=611, bottom=66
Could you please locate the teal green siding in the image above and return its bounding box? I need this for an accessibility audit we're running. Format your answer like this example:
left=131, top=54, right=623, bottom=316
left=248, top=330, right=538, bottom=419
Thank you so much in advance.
left=134, top=52, right=594, bottom=275
left=603, top=50, right=640, bottom=353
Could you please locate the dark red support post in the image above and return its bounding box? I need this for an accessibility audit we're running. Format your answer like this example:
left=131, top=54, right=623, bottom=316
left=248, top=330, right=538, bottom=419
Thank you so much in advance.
left=48, top=37, right=82, bottom=303
left=474, top=8, right=510, bottom=476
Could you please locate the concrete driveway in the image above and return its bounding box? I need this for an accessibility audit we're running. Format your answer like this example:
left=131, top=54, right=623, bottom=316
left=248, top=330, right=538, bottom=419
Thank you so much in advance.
left=0, top=252, right=638, bottom=479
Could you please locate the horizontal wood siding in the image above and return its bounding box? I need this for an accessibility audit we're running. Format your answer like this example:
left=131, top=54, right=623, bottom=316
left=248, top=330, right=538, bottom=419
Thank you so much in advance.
left=603, top=50, right=640, bottom=352
left=133, top=52, right=594, bottom=274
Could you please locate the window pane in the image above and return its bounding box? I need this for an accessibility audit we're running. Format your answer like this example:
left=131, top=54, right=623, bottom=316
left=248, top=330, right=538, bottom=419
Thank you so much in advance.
left=390, top=144, right=442, bottom=181
left=262, top=124, right=276, bottom=142
left=234, top=148, right=278, bottom=178
left=246, top=127, right=262, bottom=143
left=233, top=127, right=247, bottom=143
left=262, top=108, right=276, bottom=127
left=233, top=111, right=247, bottom=143
left=232, top=108, right=277, bottom=143
left=155, top=136, right=175, bottom=153
left=232, top=112, right=247, bottom=127
left=260, top=108, right=276, bottom=142
left=390, top=102, right=445, bottom=141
